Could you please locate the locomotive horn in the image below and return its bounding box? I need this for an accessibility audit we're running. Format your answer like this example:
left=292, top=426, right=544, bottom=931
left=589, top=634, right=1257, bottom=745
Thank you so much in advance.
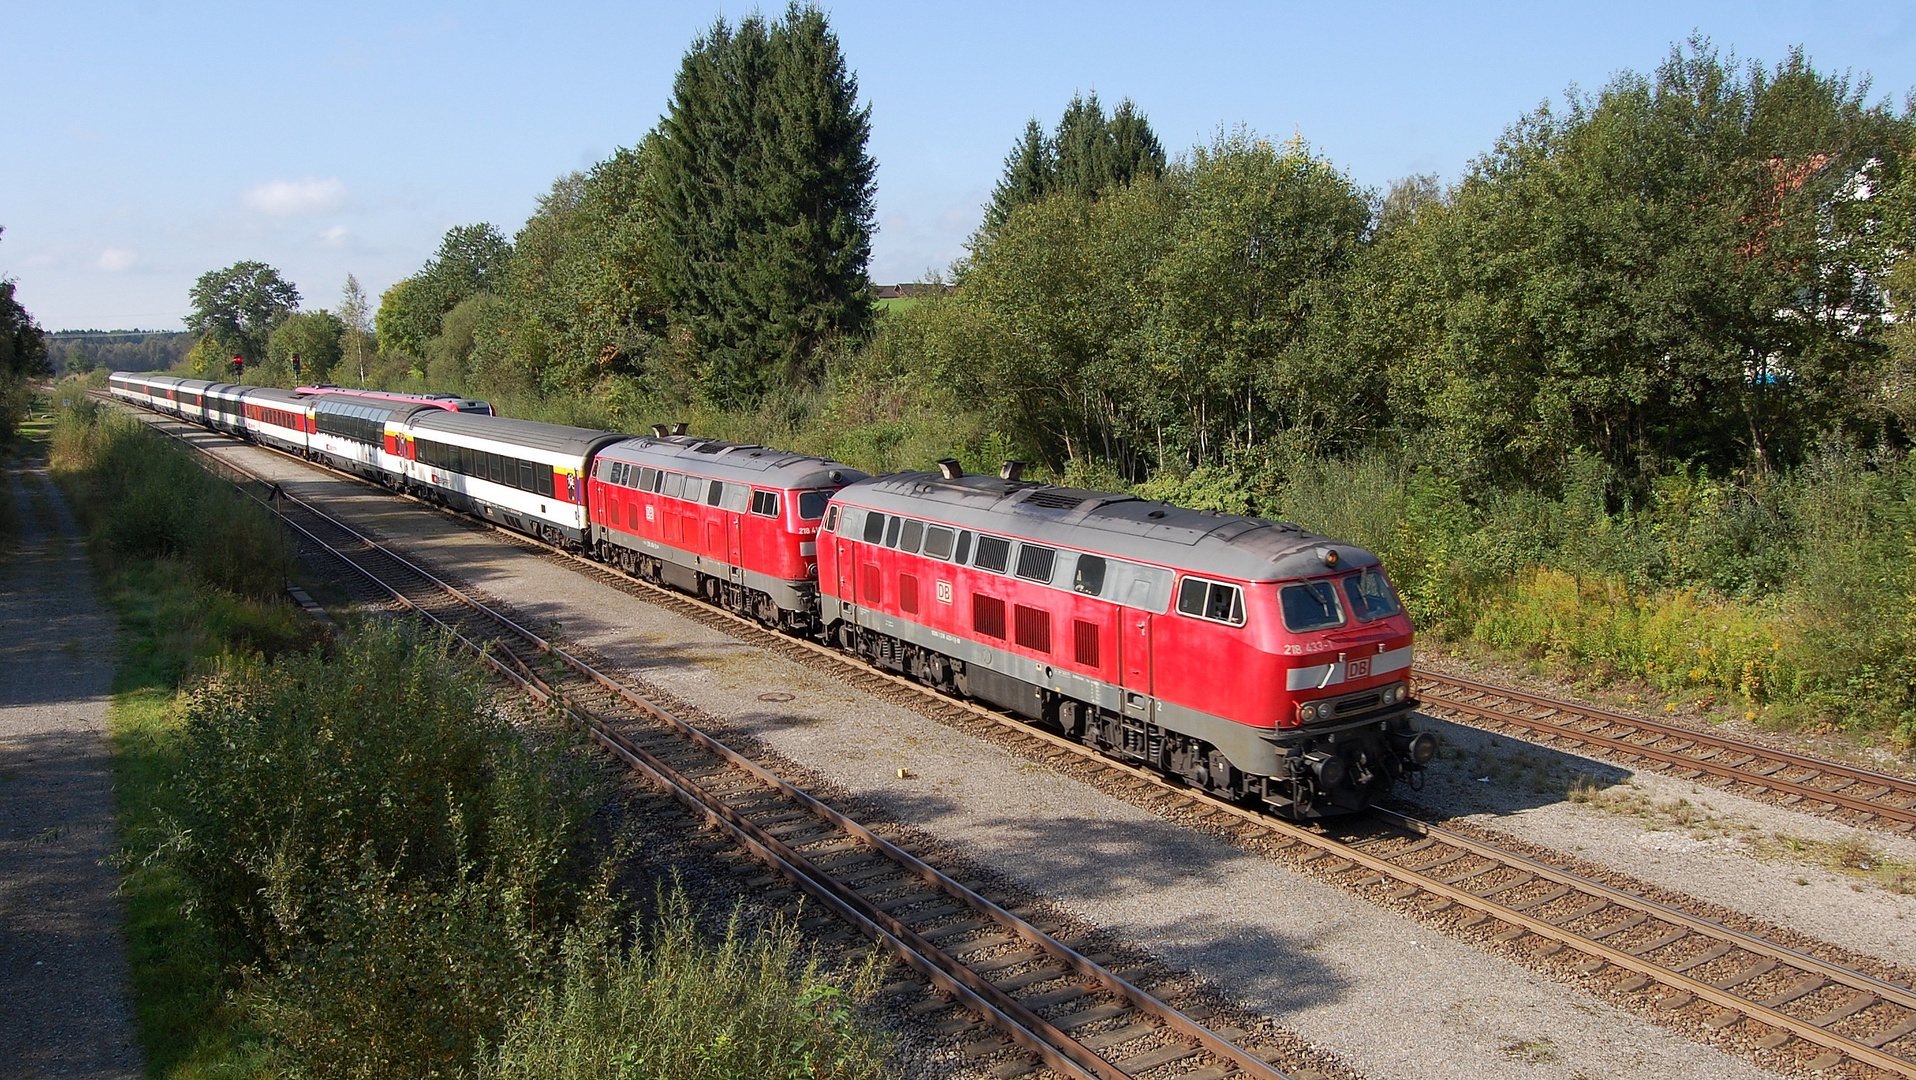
left=651, top=424, right=668, bottom=437
left=999, top=460, right=1026, bottom=481
left=671, top=422, right=689, bottom=436
left=936, top=458, right=963, bottom=480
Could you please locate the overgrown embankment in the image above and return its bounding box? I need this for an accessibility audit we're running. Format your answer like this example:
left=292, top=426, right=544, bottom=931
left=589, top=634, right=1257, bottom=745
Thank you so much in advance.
left=48, top=403, right=893, bottom=1080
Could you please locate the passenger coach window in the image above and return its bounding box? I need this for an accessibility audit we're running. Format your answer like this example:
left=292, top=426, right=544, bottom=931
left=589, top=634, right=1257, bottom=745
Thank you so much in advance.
left=899, top=519, right=924, bottom=553
left=798, top=490, right=829, bottom=520
left=922, top=525, right=955, bottom=560
left=1179, top=578, right=1246, bottom=626
left=862, top=512, right=887, bottom=544
left=536, top=466, right=555, bottom=498
left=1280, top=581, right=1345, bottom=632
left=974, top=535, right=1011, bottom=574
left=1073, top=554, right=1106, bottom=596
left=1343, top=567, right=1404, bottom=621
left=1016, top=544, right=1056, bottom=583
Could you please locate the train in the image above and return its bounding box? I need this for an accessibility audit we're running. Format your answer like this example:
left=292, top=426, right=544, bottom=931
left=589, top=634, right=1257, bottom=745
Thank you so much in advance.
left=108, top=370, right=1436, bottom=817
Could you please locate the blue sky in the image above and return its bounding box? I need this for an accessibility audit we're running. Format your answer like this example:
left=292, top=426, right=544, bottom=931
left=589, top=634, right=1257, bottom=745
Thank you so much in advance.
left=3, top=1, right=1912, bottom=331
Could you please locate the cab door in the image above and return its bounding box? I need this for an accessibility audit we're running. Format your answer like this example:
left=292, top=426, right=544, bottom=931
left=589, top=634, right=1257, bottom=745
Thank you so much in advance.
left=727, top=514, right=744, bottom=583
left=835, top=539, right=853, bottom=608
left=1121, top=611, right=1152, bottom=697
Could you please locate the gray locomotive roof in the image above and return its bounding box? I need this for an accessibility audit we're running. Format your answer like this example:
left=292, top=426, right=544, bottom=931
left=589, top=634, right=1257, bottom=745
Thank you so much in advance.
left=407, top=409, right=622, bottom=457
left=599, top=435, right=868, bottom=490
left=838, top=471, right=1380, bottom=582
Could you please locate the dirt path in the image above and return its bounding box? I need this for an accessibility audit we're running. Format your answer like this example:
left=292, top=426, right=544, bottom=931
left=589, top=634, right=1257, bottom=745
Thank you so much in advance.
left=0, top=458, right=140, bottom=1079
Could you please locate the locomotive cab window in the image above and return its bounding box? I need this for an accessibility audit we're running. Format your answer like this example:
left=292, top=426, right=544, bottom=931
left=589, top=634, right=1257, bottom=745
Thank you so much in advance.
left=862, top=512, right=887, bottom=544
left=1280, top=581, right=1345, bottom=632
left=798, top=490, right=829, bottom=520
left=1073, top=554, right=1106, bottom=597
left=1016, top=544, right=1057, bottom=584
left=750, top=490, right=780, bottom=517
left=1177, top=577, right=1246, bottom=626
left=1343, top=567, right=1403, bottom=621
left=922, top=525, right=955, bottom=560
left=974, top=535, right=1011, bottom=574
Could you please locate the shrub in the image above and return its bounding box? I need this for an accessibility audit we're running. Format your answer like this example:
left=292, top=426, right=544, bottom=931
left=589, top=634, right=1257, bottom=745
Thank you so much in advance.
left=475, top=889, right=890, bottom=1080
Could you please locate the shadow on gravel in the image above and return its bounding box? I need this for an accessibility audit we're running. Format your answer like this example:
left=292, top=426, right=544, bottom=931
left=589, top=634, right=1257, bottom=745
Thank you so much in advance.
left=1407, top=713, right=1634, bottom=819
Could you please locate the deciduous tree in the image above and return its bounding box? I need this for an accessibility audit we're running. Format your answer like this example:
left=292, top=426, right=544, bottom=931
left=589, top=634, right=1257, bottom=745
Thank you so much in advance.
left=185, top=261, right=299, bottom=369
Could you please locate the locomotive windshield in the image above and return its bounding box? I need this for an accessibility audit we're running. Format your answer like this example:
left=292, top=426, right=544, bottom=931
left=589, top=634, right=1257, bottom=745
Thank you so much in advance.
left=1343, top=567, right=1404, bottom=621
left=1280, top=581, right=1345, bottom=632
left=798, top=490, right=830, bottom=519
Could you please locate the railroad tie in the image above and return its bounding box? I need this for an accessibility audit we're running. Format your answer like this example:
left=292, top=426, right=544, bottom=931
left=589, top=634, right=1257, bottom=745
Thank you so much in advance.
left=1710, top=959, right=1779, bottom=990
left=1666, top=942, right=1736, bottom=974
left=1757, top=975, right=1826, bottom=1009
left=1862, top=1013, right=1916, bottom=1048
left=1623, top=928, right=1692, bottom=956
left=1807, top=992, right=1877, bottom=1027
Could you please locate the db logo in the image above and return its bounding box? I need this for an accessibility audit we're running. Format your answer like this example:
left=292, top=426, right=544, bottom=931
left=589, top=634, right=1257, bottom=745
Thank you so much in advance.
left=645, top=505, right=656, bottom=522
left=935, top=580, right=953, bottom=605
left=1345, top=657, right=1371, bottom=679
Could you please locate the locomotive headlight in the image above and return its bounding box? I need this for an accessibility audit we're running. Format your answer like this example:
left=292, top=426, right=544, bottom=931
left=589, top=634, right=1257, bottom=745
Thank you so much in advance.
left=1299, top=702, right=1321, bottom=722
left=1408, top=732, right=1439, bottom=765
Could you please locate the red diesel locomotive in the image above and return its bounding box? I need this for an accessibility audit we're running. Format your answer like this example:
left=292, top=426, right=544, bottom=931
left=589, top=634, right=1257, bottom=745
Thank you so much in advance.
left=588, top=429, right=868, bottom=630
left=819, top=461, right=1434, bottom=816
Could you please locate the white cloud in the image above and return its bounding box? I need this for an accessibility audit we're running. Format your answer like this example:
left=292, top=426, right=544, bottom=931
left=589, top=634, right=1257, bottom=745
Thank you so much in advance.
left=97, top=248, right=136, bottom=272
left=242, top=177, right=347, bottom=216
left=318, top=224, right=348, bottom=247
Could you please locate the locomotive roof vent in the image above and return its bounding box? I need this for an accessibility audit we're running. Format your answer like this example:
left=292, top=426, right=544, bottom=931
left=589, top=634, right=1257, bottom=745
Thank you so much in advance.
left=1148, top=509, right=1166, bottom=519
left=1000, top=460, right=1026, bottom=481
left=651, top=423, right=668, bottom=437
left=671, top=421, right=689, bottom=436
left=936, top=458, right=963, bottom=480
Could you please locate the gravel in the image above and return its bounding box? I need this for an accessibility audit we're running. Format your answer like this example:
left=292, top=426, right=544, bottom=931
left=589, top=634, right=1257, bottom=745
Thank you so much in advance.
left=194, top=435, right=1786, bottom=1080
left=0, top=464, right=141, bottom=1080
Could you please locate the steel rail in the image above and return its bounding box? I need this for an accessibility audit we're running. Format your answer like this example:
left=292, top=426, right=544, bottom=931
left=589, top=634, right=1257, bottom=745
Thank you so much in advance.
left=120, top=399, right=1916, bottom=1075
left=1415, top=671, right=1916, bottom=826
left=141, top=410, right=1290, bottom=1080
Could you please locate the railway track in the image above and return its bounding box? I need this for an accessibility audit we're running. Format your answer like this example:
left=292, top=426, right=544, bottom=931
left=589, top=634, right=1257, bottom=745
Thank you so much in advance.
left=130, top=404, right=1916, bottom=1077
left=1415, top=671, right=1916, bottom=831
left=163, top=422, right=1301, bottom=1080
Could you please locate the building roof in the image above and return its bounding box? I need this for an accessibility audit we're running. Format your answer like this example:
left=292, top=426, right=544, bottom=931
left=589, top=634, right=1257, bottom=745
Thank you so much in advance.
left=598, top=435, right=868, bottom=490
left=837, top=470, right=1378, bottom=583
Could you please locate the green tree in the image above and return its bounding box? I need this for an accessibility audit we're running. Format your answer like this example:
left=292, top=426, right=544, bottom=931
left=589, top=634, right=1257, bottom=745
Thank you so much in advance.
left=981, top=94, right=1166, bottom=234
left=185, top=261, right=300, bottom=371
left=338, top=274, right=373, bottom=387
left=651, top=3, right=876, bottom=405
left=266, top=311, right=345, bottom=386
left=377, top=224, right=513, bottom=358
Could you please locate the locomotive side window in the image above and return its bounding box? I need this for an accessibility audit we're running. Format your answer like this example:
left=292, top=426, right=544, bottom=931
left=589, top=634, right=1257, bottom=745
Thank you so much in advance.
left=862, top=512, right=887, bottom=544
left=922, top=525, right=954, bottom=560
left=974, top=535, right=1011, bottom=573
left=884, top=515, right=903, bottom=548
left=1280, top=581, right=1345, bottom=632
left=1016, top=544, right=1057, bottom=584
left=1073, top=554, right=1106, bottom=596
left=824, top=505, right=840, bottom=532
left=899, top=518, right=924, bottom=553
left=608, top=462, right=625, bottom=486
left=1177, top=577, right=1246, bottom=626
left=750, top=490, right=780, bottom=517
left=663, top=472, right=684, bottom=499
left=707, top=480, right=724, bottom=506
left=1343, top=567, right=1403, bottom=621
left=797, top=490, right=829, bottom=520
left=954, top=530, right=972, bottom=565
left=640, top=466, right=659, bottom=491
left=721, top=483, right=750, bottom=512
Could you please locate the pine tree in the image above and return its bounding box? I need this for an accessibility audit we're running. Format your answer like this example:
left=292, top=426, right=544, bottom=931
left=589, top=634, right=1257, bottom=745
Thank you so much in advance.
left=980, top=95, right=1166, bottom=233
left=652, top=4, right=875, bottom=406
